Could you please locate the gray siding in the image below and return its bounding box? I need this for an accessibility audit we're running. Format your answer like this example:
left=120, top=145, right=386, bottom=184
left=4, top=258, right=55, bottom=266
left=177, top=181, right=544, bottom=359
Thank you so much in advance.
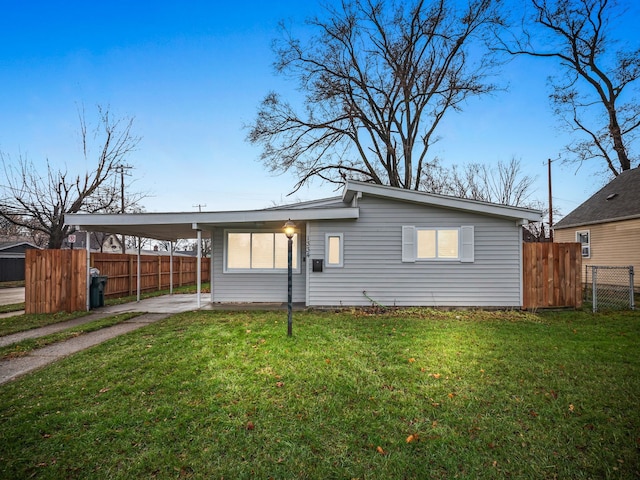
left=307, top=195, right=523, bottom=307
left=210, top=227, right=307, bottom=303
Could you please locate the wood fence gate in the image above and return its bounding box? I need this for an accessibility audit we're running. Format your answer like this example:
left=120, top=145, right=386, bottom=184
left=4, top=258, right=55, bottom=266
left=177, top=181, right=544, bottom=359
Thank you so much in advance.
left=25, top=249, right=87, bottom=314
left=522, top=242, right=582, bottom=309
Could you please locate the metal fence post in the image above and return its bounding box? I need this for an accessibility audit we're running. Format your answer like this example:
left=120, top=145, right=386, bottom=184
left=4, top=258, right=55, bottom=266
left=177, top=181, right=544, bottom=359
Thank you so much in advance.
left=592, top=266, right=597, bottom=313
left=630, top=266, right=635, bottom=311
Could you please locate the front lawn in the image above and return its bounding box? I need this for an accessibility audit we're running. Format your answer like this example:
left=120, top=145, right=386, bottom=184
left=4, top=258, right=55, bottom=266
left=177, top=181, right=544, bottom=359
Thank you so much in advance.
left=0, top=309, right=638, bottom=479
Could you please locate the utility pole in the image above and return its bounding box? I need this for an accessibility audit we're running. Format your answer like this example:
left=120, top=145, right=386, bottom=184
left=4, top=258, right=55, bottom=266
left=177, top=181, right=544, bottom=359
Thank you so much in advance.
left=116, top=164, right=133, bottom=253
left=546, top=158, right=553, bottom=242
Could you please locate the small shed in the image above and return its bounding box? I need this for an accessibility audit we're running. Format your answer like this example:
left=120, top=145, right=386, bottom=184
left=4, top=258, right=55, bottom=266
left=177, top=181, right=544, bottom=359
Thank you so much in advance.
left=0, top=241, right=40, bottom=282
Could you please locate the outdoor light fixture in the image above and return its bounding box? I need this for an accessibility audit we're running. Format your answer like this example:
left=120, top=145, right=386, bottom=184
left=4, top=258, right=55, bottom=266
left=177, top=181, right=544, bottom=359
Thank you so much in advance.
left=283, top=219, right=296, bottom=336
left=284, top=220, right=296, bottom=239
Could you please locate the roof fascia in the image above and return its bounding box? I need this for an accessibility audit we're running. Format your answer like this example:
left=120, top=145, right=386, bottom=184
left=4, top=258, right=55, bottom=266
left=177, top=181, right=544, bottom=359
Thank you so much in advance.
left=344, top=180, right=542, bottom=222
left=65, top=207, right=360, bottom=241
left=66, top=206, right=358, bottom=227
left=553, top=214, right=640, bottom=230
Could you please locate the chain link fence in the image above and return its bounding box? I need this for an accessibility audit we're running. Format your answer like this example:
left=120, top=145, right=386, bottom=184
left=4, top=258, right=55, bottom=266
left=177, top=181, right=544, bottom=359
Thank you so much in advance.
left=584, top=265, right=636, bottom=313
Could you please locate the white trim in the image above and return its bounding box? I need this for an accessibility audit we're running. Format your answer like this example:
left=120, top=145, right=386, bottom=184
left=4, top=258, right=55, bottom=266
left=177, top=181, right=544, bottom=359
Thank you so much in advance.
left=66, top=207, right=359, bottom=242
left=85, top=230, right=91, bottom=312
left=415, top=227, right=461, bottom=261
left=402, top=225, right=475, bottom=263
left=344, top=180, right=542, bottom=222
left=518, top=225, right=524, bottom=307
left=325, top=233, right=344, bottom=268
left=576, top=230, right=591, bottom=258
left=197, top=229, right=202, bottom=309
left=223, top=229, right=301, bottom=274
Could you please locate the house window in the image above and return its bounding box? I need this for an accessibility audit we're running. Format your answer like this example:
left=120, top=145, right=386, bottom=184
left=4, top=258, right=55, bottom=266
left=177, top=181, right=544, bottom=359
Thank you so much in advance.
left=225, top=231, right=298, bottom=272
left=576, top=230, right=590, bottom=258
left=325, top=233, right=343, bottom=267
left=402, top=225, right=474, bottom=263
left=417, top=229, right=459, bottom=259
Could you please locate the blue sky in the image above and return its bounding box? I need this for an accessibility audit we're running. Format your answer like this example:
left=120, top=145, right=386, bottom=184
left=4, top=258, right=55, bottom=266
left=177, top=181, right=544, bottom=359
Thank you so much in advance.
left=0, top=1, right=636, bottom=219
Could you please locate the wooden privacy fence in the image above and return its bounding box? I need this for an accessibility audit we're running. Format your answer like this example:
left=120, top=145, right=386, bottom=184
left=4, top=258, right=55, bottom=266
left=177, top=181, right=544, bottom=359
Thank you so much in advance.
left=523, top=242, right=582, bottom=309
left=25, top=249, right=87, bottom=314
left=25, top=250, right=210, bottom=313
left=91, top=253, right=209, bottom=298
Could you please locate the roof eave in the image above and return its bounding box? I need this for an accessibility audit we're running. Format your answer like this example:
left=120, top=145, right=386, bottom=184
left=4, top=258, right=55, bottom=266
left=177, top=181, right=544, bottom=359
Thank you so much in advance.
left=65, top=207, right=360, bottom=241
left=344, top=180, right=542, bottom=222
left=554, top=213, right=640, bottom=230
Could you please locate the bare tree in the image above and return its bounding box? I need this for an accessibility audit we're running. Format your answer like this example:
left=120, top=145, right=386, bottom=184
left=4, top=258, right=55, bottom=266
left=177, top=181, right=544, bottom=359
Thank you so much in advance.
left=421, top=157, right=537, bottom=206
left=248, top=0, right=505, bottom=193
left=0, top=105, right=142, bottom=248
left=500, top=0, right=639, bottom=176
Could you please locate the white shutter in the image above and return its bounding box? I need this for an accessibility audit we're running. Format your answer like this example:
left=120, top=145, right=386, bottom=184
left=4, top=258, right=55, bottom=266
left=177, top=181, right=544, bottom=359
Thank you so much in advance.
left=402, top=226, right=416, bottom=262
left=460, top=226, right=474, bottom=263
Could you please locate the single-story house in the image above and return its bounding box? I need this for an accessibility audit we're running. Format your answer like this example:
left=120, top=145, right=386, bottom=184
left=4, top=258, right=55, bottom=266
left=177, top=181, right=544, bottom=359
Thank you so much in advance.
left=553, top=166, right=640, bottom=289
left=0, top=241, right=40, bottom=282
left=66, top=180, right=542, bottom=308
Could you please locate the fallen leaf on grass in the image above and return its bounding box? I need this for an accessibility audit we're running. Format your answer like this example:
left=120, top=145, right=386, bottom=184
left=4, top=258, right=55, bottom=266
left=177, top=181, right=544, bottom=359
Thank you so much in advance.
left=376, top=446, right=386, bottom=455
left=429, top=373, right=441, bottom=379
left=275, top=381, right=284, bottom=388
left=98, top=387, right=110, bottom=394
left=406, top=434, right=419, bottom=443
left=246, top=421, right=255, bottom=430
left=408, top=358, right=416, bottom=363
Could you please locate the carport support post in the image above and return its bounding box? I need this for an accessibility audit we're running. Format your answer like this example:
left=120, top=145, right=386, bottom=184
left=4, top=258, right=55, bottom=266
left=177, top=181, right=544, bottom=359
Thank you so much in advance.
left=169, top=241, right=174, bottom=295
left=196, top=229, right=202, bottom=309
left=137, top=237, right=141, bottom=303
left=86, top=230, right=91, bottom=311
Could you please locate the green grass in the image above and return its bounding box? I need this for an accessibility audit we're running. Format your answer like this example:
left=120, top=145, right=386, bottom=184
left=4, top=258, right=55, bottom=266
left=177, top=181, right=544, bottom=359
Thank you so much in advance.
left=0, top=283, right=210, bottom=335
left=0, top=310, right=89, bottom=337
left=0, top=309, right=638, bottom=479
left=0, top=302, right=25, bottom=314
left=0, top=312, right=141, bottom=360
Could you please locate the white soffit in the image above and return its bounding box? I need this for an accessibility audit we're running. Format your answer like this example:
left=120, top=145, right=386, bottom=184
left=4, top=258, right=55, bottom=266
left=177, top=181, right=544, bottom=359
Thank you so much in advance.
left=65, top=207, right=359, bottom=241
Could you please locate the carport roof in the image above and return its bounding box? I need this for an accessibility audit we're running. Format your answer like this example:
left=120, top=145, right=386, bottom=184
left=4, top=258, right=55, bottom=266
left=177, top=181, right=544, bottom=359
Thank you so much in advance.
left=66, top=204, right=359, bottom=241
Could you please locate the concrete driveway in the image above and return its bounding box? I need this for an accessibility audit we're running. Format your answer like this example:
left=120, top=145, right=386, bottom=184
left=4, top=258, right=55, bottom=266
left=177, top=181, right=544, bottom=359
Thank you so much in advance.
left=0, top=287, right=25, bottom=306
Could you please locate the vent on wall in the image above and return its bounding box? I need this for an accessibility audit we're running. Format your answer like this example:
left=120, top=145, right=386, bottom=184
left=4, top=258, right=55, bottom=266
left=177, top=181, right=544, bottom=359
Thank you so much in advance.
left=582, top=245, right=591, bottom=258
left=606, top=193, right=618, bottom=200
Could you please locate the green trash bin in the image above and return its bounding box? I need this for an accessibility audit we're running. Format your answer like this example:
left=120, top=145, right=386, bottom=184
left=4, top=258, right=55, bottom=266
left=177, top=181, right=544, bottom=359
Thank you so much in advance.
left=90, top=275, right=108, bottom=309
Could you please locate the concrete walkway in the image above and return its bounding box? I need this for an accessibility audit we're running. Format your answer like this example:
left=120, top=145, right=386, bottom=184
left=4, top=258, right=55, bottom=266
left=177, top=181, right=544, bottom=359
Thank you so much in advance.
left=0, top=294, right=212, bottom=385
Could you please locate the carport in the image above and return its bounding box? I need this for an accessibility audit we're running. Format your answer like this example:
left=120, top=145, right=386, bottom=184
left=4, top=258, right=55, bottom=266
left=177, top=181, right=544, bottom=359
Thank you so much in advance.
left=65, top=204, right=358, bottom=310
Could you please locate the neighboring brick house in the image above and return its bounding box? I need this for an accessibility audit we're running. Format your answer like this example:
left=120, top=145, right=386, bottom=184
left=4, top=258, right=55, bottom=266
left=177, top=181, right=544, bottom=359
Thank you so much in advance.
left=553, top=167, right=640, bottom=289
